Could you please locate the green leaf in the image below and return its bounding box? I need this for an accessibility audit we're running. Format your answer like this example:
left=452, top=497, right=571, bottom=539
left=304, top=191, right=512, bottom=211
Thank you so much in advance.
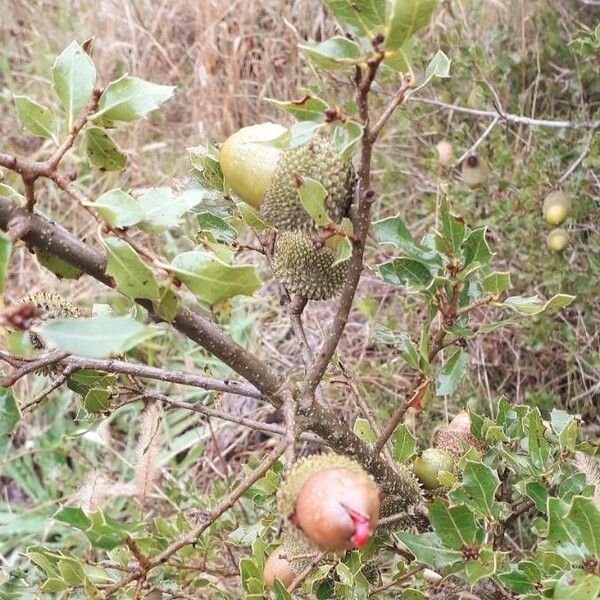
left=482, top=272, right=511, bottom=296
left=503, top=294, right=576, bottom=316
left=461, top=461, right=500, bottom=518
left=37, top=316, right=153, bottom=358
left=321, top=0, right=386, bottom=38
left=435, top=350, right=468, bottom=396
left=498, top=568, right=536, bottom=593
left=188, top=144, right=223, bottom=191
left=0, top=232, right=11, bottom=292
left=386, top=0, right=438, bottom=51
left=52, top=41, right=96, bottom=129
left=463, top=227, right=492, bottom=266
left=14, top=95, right=58, bottom=141
left=86, top=189, right=143, bottom=228
left=55, top=507, right=92, bottom=530
left=94, top=75, right=175, bottom=121
left=103, top=237, right=160, bottom=301
left=237, top=201, right=269, bottom=230
left=272, top=579, right=293, bottom=600
left=526, top=409, right=550, bottom=469
left=169, top=250, right=260, bottom=305
left=138, top=187, right=208, bottom=232
left=57, top=558, right=85, bottom=586
left=422, top=50, right=451, bottom=84
left=428, top=499, right=480, bottom=549
left=84, top=388, right=111, bottom=413
left=85, top=126, right=127, bottom=171
left=439, top=197, right=466, bottom=253
left=567, top=497, right=600, bottom=557
left=297, top=176, right=332, bottom=226
left=392, top=423, right=417, bottom=462
left=35, top=248, right=83, bottom=279
left=553, top=571, right=600, bottom=600
left=551, top=409, right=578, bottom=451
left=333, top=120, right=364, bottom=161
left=40, top=578, right=67, bottom=594
left=379, top=257, right=434, bottom=290
left=197, top=212, right=237, bottom=244
left=0, top=182, right=26, bottom=205
left=299, top=37, right=362, bottom=70
left=525, top=481, right=548, bottom=513
left=153, top=286, right=179, bottom=322
left=0, top=389, right=19, bottom=437
left=353, top=418, right=376, bottom=443
left=266, top=95, right=329, bottom=121
left=395, top=532, right=462, bottom=568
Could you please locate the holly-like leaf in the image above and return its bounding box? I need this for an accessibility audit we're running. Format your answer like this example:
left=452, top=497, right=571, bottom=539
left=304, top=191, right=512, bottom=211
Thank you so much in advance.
left=0, top=232, right=11, bottom=292
left=428, top=499, right=480, bottom=550
left=188, top=144, right=224, bottom=191
left=553, top=571, right=600, bottom=600
left=197, top=212, right=237, bottom=244
left=103, top=237, right=160, bottom=301
left=83, top=388, right=111, bottom=413
left=392, top=424, right=417, bottom=462
left=138, top=187, right=208, bottom=232
left=461, top=461, right=500, bottom=518
left=526, top=409, right=550, bottom=470
left=435, top=350, right=468, bottom=396
left=267, top=95, right=329, bottom=121
left=353, top=418, right=376, bottom=443
left=14, top=95, right=58, bottom=141
left=52, top=41, right=96, bottom=129
left=299, top=37, right=362, bottom=70
left=567, top=496, right=600, bottom=558
left=333, top=120, right=363, bottom=161
left=395, top=532, right=463, bottom=568
left=169, top=250, right=260, bottom=305
left=482, top=272, right=511, bottom=296
left=37, top=317, right=153, bottom=358
left=93, top=75, right=175, bottom=121
left=386, top=0, right=438, bottom=52
left=503, top=294, right=576, bottom=316
left=321, top=0, right=386, bottom=38
left=463, top=227, right=492, bottom=266
left=296, top=176, right=331, bottom=226
left=439, top=197, right=466, bottom=253
left=85, top=126, right=127, bottom=171
left=379, top=257, right=434, bottom=290
left=86, top=189, right=143, bottom=228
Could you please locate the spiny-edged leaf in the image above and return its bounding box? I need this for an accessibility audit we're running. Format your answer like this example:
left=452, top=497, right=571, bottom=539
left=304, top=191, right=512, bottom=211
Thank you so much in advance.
left=553, top=571, right=600, bottom=600
left=272, top=578, right=293, bottom=600
left=67, top=369, right=115, bottom=397
left=525, top=481, right=548, bottom=513
left=85, top=126, right=127, bottom=171
left=331, top=234, right=353, bottom=267
left=0, top=389, right=19, bottom=437
left=138, top=187, right=208, bottom=232
left=392, top=424, right=417, bottom=462
left=169, top=250, right=260, bottom=305
left=0, top=182, right=26, bottom=205
left=498, top=568, right=536, bottom=594
left=439, top=197, right=466, bottom=253
left=86, top=189, right=143, bottom=228
left=188, top=144, right=223, bottom=191
left=462, top=548, right=501, bottom=584
left=297, top=176, right=331, bottom=226
left=37, top=316, right=153, bottom=358
left=237, top=201, right=269, bottom=230
left=567, top=496, right=600, bottom=557
left=52, top=41, right=96, bottom=129
left=503, top=294, right=576, bottom=316
left=84, top=388, right=111, bottom=413
left=321, top=0, right=386, bottom=38
left=395, top=531, right=463, bottom=568
left=482, top=271, right=511, bottom=296
left=463, top=227, right=492, bottom=266
left=35, top=248, right=83, bottom=280
left=153, top=286, right=179, bottom=322
left=14, top=95, right=58, bottom=141
left=103, top=237, right=159, bottom=301
left=94, top=75, right=175, bottom=121
left=526, top=408, right=550, bottom=469
left=333, top=120, right=363, bottom=161
left=419, top=49, right=451, bottom=89
left=197, top=212, right=237, bottom=244
left=273, top=120, right=323, bottom=149
left=385, top=0, right=438, bottom=52
left=550, top=409, right=578, bottom=451
left=379, top=257, right=434, bottom=290
left=353, top=417, right=376, bottom=443
left=435, top=349, right=468, bottom=396
left=57, top=558, right=86, bottom=586
left=299, top=37, right=363, bottom=70
left=461, top=461, right=500, bottom=518
left=267, top=95, right=329, bottom=121
left=0, top=232, right=11, bottom=292
left=428, top=499, right=480, bottom=549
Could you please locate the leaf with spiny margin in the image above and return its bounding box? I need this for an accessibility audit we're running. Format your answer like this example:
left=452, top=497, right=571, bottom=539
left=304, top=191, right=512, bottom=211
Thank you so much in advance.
left=482, top=271, right=511, bottom=296
left=14, top=95, right=58, bottom=142
left=439, top=197, right=466, bottom=253
left=428, top=499, right=481, bottom=549
left=93, top=75, right=174, bottom=121
left=187, top=144, right=223, bottom=191
left=169, top=250, right=260, bottom=305
left=395, top=532, right=463, bottom=568
left=52, top=41, right=96, bottom=130
left=0, top=232, right=11, bottom=292
left=331, top=218, right=353, bottom=267
left=296, top=176, right=331, bottom=226
left=197, top=212, right=237, bottom=244
left=379, top=257, right=434, bottom=290
left=526, top=408, right=550, bottom=469
left=86, top=189, right=143, bottom=228
left=503, top=294, right=575, bottom=315
left=321, top=0, right=386, bottom=38
left=553, top=571, right=600, bottom=600
left=567, top=496, right=600, bottom=558
left=138, top=187, right=209, bottom=232
left=461, top=461, right=500, bottom=518
left=353, top=418, right=376, bottom=443
left=392, top=424, right=417, bottom=462
left=435, top=349, right=468, bottom=396
left=84, top=388, right=111, bottom=413
left=334, top=120, right=363, bottom=161
left=385, top=0, right=438, bottom=52
left=299, top=37, right=363, bottom=70
left=85, top=126, right=127, bottom=171
left=267, top=95, right=329, bottom=121
left=103, top=237, right=159, bottom=301
left=463, top=227, right=492, bottom=266
left=237, top=201, right=268, bottom=230
left=37, top=317, right=154, bottom=359
left=550, top=409, right=578, bottom=451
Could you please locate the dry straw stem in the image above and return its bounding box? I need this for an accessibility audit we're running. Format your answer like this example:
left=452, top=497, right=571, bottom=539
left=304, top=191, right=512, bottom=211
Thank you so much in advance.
left=135, top=402, right=162, bottom=507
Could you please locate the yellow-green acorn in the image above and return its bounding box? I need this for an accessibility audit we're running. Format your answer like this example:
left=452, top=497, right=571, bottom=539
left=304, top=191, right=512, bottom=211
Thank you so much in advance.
left=543, top=191, right=571, bottom=226
left=461, top=155, right=487, bottom=189
left=413, top=448, right=455, bottom=490
left=547, top=228, right=570, bottom=252
left=219, top=122, right=286, bottom=209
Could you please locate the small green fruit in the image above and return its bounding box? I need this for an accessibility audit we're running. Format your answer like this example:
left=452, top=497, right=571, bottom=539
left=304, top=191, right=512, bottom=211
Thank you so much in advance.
left=413, top=448, right=454, bottom=490
left=219, top=122, right=286, bottom=208
left=461, top=155, right=487, bottom=188
left=547, top=228, right=569, bottom=252
left=543, top=190, right=571, bottom=226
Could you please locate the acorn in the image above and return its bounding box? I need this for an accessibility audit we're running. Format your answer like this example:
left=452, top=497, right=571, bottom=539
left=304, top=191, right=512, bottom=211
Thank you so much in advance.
left=413, top=448, right=454, bottom=490
left=547, top=228, right=570, bottom=252
left=436, top=140, right=454, bottom=167
left=436, top=410, right=486, bottom=458
left=277, top=454, right=380, bottom=552
left=263, top=544, right=296, bottom=588
left=461, top=155, right=487, bottom=189
left=543, top=190, right=571, bottom=226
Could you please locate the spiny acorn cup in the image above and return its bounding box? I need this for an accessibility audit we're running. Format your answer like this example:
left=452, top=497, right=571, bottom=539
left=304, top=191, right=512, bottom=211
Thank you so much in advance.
left=273, top=230, right=348, bottom=301
left=543, top=190, right=571, bottom=226
left=277, top=454, right=380, bottom=552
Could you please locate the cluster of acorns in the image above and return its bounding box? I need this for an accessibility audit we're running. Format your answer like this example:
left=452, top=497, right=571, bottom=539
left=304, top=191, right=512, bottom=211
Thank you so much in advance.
left=542, top=190, right=572, bottom=253
left=263, top=410, right=483, bottom=590
left=219, top=124, right=355, bottom=300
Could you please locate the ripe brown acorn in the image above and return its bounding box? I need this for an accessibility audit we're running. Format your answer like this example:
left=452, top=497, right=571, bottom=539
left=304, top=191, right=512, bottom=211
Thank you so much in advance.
left=436, top=410, right=486, bottom=458
left=293, top=468, right=380, bottom=551
left=263, top=544, right=295, bottom=588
